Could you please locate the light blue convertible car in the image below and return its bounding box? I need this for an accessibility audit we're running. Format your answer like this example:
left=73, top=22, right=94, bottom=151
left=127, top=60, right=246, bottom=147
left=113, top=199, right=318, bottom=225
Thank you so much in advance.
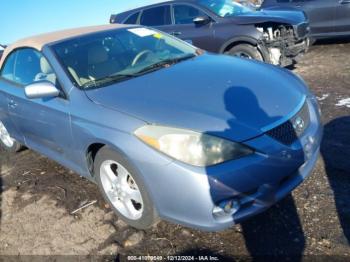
left=0, top=24, right=322, bottom=231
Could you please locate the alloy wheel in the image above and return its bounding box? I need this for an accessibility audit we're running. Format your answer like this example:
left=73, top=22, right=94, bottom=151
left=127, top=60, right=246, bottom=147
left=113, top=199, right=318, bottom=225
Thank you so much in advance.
left=235, top=52, right=253, bottom=59
left=100, top=160, right=144, bottom=220
left=0, top=121, right=14, bottom=148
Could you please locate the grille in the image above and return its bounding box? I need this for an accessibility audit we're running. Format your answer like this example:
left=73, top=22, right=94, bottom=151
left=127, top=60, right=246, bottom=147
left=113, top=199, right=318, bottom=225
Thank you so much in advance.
left=266, top=102, right=310, bottom=146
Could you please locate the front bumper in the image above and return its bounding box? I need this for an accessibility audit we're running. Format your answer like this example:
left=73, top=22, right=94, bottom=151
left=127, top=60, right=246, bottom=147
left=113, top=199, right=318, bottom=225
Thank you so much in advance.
left=259, top=22, right=310, bottom=67
left=280, top=39, right=309, bottom=67
left=260, top=38, right=308, bottom=67
left=130, top=97, right=322, bottom=231
left=232, top=144, right=319, bottom=225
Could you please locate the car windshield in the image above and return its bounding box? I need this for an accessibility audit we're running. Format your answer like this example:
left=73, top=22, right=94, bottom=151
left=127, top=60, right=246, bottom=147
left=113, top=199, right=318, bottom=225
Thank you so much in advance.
left=198, top=0, right=253, bottom=17
left=51, top=27, right=198, bottom=89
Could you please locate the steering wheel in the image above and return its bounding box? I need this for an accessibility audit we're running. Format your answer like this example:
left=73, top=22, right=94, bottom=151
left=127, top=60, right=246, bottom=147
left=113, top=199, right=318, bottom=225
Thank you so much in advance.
left=131, top=50, right=153, bottom=67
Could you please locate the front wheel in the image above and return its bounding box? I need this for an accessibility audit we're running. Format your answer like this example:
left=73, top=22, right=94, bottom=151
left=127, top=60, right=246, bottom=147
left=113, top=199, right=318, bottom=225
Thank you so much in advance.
left=226, top=44, right=264, bottom=62
left=0, top=120, right=22, bottom=153
left=94, top=146, right=159, bottom=229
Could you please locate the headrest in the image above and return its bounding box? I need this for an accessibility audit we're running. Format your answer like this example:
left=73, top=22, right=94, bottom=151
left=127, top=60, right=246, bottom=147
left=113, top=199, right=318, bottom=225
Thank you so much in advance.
left=88, top=45, right=108, bottom=65
left=40, top=57, right=53, bottom=74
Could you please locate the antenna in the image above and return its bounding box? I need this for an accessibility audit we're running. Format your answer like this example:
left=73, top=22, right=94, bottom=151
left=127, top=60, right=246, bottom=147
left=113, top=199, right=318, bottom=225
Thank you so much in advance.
left=0, top=44, right=7, bottom=49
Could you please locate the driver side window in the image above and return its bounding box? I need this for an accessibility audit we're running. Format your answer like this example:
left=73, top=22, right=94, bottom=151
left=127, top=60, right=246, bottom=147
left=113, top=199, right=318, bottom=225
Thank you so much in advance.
left=0, top=48, right=57, bottom=86
left=173, top=5, right=206, bottom=25
left=0, top=52, right=16, bottom=82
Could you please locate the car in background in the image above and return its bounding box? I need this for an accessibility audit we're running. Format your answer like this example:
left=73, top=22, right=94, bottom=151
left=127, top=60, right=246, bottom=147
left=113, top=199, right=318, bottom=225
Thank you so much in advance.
left=110, top=0, right=310, bottom=67
left=261, top=0, right=350, bottom=40
left=233, top=0, right=259, bottom=9
left=0, top=24, right=322, bottom=231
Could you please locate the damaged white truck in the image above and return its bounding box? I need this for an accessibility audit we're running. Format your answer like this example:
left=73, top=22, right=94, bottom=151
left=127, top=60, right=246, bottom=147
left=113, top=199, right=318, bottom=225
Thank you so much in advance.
left=111, top=0, right=310, bottom=67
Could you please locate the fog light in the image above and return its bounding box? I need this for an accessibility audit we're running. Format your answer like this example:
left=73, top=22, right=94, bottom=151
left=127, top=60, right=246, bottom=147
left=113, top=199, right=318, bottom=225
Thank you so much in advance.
left=224, top=200, right=240, bottom=214
left=213, top=199, right=241, bottom=218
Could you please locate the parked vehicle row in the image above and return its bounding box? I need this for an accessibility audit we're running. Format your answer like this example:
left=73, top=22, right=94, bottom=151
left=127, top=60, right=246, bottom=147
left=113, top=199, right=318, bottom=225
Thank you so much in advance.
left=110, top=0, right=310, bottom=67
left=0, top=24, right=322, bottom=230
left=233, top=0, right=259, bottom=9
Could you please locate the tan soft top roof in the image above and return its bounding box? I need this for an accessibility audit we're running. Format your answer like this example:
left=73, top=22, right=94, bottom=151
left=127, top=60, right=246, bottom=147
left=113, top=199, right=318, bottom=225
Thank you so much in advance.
left=0, top=24, right=132, bottom=68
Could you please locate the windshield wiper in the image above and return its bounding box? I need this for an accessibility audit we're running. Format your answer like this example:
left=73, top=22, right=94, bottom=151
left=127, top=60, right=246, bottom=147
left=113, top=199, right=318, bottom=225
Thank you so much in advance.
left=134, top=54, right=196, bottom=76
left=82, top=54, right=196, bottom=88
left=83, top=73, right=136, bottom=89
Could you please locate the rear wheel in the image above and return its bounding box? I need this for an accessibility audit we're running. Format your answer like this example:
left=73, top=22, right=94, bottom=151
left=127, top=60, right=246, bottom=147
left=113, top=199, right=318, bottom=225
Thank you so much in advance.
left=0, top=120, right=21, bottom=153
left=94, top=146, right=158, bottom=229
left=226, top=44, right=264, bottom=61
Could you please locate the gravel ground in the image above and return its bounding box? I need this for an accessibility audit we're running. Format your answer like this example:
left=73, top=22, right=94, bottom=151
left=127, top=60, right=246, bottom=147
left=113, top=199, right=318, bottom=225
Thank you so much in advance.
left=0, top=40, right=349, bottom=261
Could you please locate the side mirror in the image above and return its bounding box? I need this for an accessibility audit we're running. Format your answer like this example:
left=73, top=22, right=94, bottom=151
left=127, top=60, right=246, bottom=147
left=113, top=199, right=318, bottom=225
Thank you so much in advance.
left=193, top=16, right=211, bottom=25
left=24, top=81, right=60, bottom=99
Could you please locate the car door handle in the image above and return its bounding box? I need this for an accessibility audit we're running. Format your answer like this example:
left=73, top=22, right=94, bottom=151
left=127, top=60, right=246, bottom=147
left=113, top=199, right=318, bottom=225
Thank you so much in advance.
left=8, top=99, right=18, bottom=108
left=171, top=31, right=182, bottom=36
left=340, top=0, right=350, bottom=4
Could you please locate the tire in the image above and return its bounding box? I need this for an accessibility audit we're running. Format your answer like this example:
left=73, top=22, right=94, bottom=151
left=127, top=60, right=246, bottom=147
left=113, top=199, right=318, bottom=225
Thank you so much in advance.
left=0, top=120, right=22, bottom=153
left=94, top=146, right=159, bottom=229
left=226, top=44, right=264, bottom=62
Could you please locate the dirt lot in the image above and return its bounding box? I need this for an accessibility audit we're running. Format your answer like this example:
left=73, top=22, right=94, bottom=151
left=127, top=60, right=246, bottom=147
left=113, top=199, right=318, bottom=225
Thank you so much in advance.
left=1, top=40, right=350, bottom=261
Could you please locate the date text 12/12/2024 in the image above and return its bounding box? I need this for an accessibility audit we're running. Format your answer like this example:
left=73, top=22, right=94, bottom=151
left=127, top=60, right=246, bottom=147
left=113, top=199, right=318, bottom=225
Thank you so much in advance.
left=127, top=255, right=220, bottom=261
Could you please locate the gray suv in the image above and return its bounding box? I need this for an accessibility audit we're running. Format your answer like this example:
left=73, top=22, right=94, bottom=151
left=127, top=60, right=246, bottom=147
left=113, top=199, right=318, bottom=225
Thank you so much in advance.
left=110, top=0, right=310, bottom=67
left=261, top=0, right=350, bottom=40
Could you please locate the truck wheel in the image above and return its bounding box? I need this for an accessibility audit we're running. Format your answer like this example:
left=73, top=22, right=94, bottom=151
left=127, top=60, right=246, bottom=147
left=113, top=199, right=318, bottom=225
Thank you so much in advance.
left=226, top=44, right=264, bottom=61
left=94, top=146, right=159, bottom=229
left=0, top=120, right=22, bottom=153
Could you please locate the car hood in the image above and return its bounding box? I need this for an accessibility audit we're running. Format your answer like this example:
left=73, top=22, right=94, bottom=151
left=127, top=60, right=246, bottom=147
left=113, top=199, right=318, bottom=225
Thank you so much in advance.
left=233, top=9, right=306, bottom=25
left=85, top=54, right=306, bottom=142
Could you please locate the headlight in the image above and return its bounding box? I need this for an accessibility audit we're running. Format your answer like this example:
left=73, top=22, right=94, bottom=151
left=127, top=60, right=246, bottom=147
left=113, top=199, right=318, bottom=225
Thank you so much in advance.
left=134, top=125, right=253, bottom=167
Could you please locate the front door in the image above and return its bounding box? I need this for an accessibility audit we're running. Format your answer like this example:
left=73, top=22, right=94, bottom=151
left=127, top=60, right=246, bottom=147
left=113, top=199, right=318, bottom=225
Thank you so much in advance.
left=0, top=51, right=23, bottom=143
left=3, top=48, right=73, bottom=160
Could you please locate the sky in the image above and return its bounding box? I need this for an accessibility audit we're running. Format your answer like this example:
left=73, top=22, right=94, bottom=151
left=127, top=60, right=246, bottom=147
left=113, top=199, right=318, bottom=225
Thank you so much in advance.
left=0, top=0, right=165, bottom=45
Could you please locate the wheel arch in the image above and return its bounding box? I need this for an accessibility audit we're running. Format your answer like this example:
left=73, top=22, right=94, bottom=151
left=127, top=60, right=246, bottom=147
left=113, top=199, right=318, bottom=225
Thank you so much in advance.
left=85, top=140, right=133, bottom=178
left=219, top=36, right=270, bottom=62
left=86, top=142, right=106, bottom=176
left=219, top=36, right=258, bottom=53
left=84, top=139, right=144, bottom=179
left=85, top=136, right=132, bottom=171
